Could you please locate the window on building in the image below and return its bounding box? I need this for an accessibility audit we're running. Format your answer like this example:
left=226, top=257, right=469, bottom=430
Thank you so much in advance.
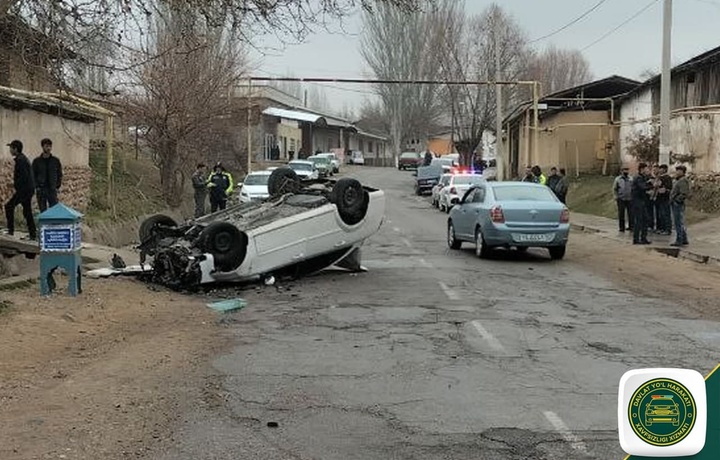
left=368, top=141, right=373, bottom=153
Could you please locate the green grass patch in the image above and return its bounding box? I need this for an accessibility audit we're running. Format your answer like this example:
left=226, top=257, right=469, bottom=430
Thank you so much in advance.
left=86, top=149, right=167, bottom=225
left=566, top=175, right=713, bottom=225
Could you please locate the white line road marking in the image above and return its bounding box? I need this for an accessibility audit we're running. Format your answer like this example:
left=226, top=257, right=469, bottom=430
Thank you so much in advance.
left=401, top=238, right=413, bottom=248
left=438, top=282, right=461, bottom=301
left=543, top=411, right=589, bottom=453
left=470, top=320, right=505, bottom=352
left=419, top=258, right=432, bottom=268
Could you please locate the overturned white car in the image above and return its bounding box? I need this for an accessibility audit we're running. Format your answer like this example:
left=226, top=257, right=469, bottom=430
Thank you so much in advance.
left=137, top=167, right=385, bottom=289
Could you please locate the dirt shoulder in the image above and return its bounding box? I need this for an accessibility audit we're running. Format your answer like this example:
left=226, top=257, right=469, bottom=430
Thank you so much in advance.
left=0, top=278, right=231, bottom=460
left=568, top=231, right=720, bottom=320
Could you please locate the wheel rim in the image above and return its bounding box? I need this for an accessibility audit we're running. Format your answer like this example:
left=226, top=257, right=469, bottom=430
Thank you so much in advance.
left=343, top=187, right=359, bottom=207
left=214, top=232, right=232, bottom=253
left=448, top=224, right=454, bottom=246
left=475, top=231, right=482, bottom=256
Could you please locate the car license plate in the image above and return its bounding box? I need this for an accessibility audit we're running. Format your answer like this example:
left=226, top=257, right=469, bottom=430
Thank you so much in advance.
left=514, top=233, right=554, bottom=243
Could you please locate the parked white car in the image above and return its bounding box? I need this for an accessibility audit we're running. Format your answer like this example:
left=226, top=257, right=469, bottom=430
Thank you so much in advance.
left=238, top=170, right=271, bottom=203
left=349, top=151, right=365, bottom=165
left=316, top=153, right=341, bottom=173
left=288, top=160, right=319, bottom=180
left=431, top=174, right=452, bottom=208
left=137, top=168, right=386, bottom=288
left=438, top=173, right=486, bottom=213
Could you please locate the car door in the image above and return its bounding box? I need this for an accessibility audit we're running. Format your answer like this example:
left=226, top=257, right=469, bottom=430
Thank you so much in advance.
left=470, top=186, right=487, bottom=233
left=453, top=188, right=477, bottom=239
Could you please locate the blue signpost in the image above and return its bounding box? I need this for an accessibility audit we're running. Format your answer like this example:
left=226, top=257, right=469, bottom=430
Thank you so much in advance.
left=38, top=203, right=83, bottom=296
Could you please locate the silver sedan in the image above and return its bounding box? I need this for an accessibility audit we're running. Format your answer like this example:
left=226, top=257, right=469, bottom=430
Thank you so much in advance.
left=447, top=182, right=570, bottom=260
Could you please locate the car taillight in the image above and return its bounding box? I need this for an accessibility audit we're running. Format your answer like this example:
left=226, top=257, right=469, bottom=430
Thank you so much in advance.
left=490, top=206, right=504, bottom=223
left=560, top=208, right=570, bottom=223
left=450, top=187, right=456, bottom=194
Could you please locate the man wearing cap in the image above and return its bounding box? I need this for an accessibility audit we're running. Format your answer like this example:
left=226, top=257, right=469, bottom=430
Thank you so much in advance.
left=206, top=162, right=233, bottom=212
left=4, top=140, right=37, bottom=240
left=32, top=138, right=63, bottom=212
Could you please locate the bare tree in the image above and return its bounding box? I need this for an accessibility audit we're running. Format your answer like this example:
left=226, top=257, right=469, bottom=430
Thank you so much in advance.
left=438, top=2, right=530, bottom=165
left=124, top=3, right=247, bottom=207
left=525, top=45, right=593, bottom=96
left=639, top=68, right=659, bottom=81
left=360, top=0, right=448, bottom=165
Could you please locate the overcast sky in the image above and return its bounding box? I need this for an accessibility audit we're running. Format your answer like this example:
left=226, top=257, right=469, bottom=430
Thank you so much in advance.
left=250, top=0, right=720, bottom=114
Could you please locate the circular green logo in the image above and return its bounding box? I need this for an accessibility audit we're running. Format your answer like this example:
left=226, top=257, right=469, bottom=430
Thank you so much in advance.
left=628, top=378, right=696, bottom=446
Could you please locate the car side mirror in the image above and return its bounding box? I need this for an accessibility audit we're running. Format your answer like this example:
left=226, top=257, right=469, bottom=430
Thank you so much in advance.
left=236, top=182, right=243, bottom=187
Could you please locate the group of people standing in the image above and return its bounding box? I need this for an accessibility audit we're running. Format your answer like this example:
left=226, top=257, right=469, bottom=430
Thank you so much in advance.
left=613, top=162, right=689, bottom=246
left=191, top=162, right=235, bottom=218
left=520, top=165, right=569, bottom=204
left=4, top=138, right=63, bottom=240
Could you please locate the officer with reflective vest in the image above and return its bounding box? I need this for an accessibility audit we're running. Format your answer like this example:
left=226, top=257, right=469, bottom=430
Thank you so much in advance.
left=207, top=162, right=234, bottom=212
left=532, top=165, right=547, bottom=185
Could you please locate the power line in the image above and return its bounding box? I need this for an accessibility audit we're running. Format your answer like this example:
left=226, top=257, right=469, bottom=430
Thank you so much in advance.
left=581, top=0, right=660, bottom=52
left=529, top=0, right=611, bottom=44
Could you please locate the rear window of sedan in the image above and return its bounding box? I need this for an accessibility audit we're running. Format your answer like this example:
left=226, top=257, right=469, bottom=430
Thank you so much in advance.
left=493, top=185, right=557, bottom=202
left=452, top=175, right=484, bottom=185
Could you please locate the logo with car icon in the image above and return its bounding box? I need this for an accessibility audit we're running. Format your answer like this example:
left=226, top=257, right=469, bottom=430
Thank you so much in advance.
left=628, top=378, right=696, bottom=447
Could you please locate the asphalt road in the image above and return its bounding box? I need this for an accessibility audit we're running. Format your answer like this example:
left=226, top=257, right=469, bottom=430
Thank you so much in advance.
left=151, top=166, right=720, bottom=460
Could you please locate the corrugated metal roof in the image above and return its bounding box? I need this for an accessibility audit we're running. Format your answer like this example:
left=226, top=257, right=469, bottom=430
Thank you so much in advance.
left=262, top=107, right=324, bottom=123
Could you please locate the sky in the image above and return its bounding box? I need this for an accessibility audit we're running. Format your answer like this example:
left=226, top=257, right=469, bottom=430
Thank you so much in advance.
left=250, top=0, right=720, bottom=115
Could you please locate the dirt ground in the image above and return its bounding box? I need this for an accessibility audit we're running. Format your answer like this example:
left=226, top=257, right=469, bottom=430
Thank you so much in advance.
left=0, top=277, right=231, bottom=460
left=568, top=232, right=720, bottom=320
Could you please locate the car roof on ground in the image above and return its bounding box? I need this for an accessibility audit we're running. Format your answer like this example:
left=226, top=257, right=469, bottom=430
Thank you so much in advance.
left=247, top=170, right=272, bottom=175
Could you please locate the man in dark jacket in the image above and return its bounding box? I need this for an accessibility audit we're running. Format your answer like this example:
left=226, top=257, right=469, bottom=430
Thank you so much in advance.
left=206, top=162, right=234, bottom=212
left=546, top=167, right=560, bottom=191
left=191, top=162, right=207, bottom=218
left=654, top=164, right=673, bottom=235
left=4, top=140, right=36, bottom=240
left=554, top=168, right=569, bottom=204
left=32, top=138, right=63, bottom=212
left=631, top=162, right=652, bottom=245
left=670, top=165, right=690, bottom=247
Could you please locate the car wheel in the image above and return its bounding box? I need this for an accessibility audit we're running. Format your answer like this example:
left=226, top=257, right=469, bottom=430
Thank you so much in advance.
left=139, top=214, right=177, bottom=243
left=475, top=227, right=492, bottom=259
left=448, top=221, right=461, bottom=250
left=548, top=245, right=566, bottom=260
left=268, top=167, right=300, bottom=197
left=199, top=222, right=248, bottom=272
left=331, top=177, right=369, bottom=226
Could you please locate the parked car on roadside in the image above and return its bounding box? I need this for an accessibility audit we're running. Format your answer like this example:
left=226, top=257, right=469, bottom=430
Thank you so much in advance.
left=307, top=155, right=333, bottom=177
left=316, top=152, right=341, bottom=173
left=447, top=182, right=570, bottom=260
left=398, top=152, right=423, bottom=170
left=238, top=170, right=271, bottom=203
left=415, top=164, right=443, bottom=196
left=431, top=174, right=452, bottom=208
left=137, top=167, right=386, bottom=289
left=438, top=173, right=486, bottom=213
left=348, top=151, right=365, bottom=165
left=288, top=160, right=320, bottom=180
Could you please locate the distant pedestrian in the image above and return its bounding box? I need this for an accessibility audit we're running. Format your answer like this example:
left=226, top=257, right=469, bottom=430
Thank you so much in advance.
left=654, top=164, right=673, bottom=235
left=424, top=150, right=432, bottom=166
left=631, top=162, right=652, bottom=245
left=647, top=163, right=660, bottom=231
left=670, top=165, right=690, bottom=247
left=207, top=162, right=234, bottom=213
left=546, top=167, right=560, bottom=191
left=4, top=140, right=37, bottom=240
left=191, top=162, right=207, bottom=218
left=613, top=166, right=633, bottom=232
left=521, top=166, right=536, bottom=183
left=532, top=165, right=547, bottom=185
left=555, top=168, right=569, bottom=204
left=32, top=138, right=63, bottom=212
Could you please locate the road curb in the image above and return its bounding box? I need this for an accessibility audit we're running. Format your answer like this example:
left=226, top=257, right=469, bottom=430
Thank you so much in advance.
left=572, top=222, right=718, bottom=267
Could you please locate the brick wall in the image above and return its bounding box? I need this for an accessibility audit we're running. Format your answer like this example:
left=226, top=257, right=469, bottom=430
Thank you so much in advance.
left=0, top=160, right=92, bottom=214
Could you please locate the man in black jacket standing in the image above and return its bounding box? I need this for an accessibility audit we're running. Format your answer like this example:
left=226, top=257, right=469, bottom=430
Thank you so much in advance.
left=4, top=140, right=36, bottom=240
left=32, top=138, right=63, bottom=212
left=631, top=162, right=652, bottom=245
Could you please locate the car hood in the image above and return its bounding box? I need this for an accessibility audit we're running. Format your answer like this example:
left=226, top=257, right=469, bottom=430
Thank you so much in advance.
left=243, top=185, right=269, bottom=195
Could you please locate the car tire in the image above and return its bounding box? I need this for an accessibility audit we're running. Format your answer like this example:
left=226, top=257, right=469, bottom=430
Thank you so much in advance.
left=198, top=222, right=248, bottom=272
left=548, top=245, right=566, bottom=260
left=448, top=221, right=461, bottom=250
left=331, top=177, right=369, bottom=226
left=139, top=214, right=177, bottom=242
left=475, top=227, right=492, bottom=259
left=268, top=167, right=300, bottom=197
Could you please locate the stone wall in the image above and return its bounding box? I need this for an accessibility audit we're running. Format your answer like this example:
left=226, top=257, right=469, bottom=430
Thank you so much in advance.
left=0, top=160, right=92, bottom=213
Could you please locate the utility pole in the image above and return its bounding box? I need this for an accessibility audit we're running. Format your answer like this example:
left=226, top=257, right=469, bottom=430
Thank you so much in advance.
left=494, top=14, right=504, bottom=180
left=247, top=79, right=253, bottom=174
left=659, top=0, right=673, bottom=166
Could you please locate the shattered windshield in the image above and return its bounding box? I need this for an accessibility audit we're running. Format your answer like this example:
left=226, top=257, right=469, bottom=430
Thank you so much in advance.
left=243, top=174, right=270, bottom=186
left=289, top=162, right=312, bottom=171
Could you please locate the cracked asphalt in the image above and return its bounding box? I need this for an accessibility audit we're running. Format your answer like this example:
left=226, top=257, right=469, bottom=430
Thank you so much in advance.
left=150, top=167, right=720, bottom=460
